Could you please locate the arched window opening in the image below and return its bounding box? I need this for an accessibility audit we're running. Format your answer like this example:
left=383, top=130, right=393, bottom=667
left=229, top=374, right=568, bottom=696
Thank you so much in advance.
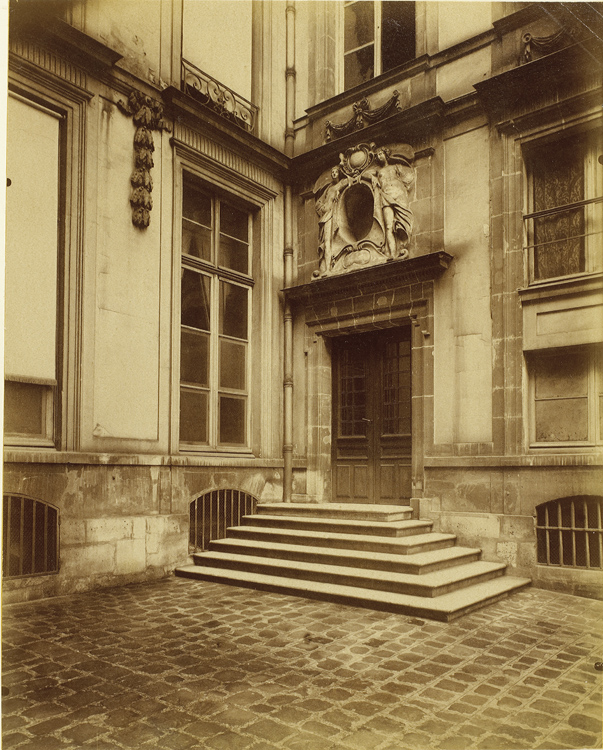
left=2, top=495, right=59, bottom=578
left=189, top=489, right=257, bottom=552
left=536, top=496, right=603, bottom=568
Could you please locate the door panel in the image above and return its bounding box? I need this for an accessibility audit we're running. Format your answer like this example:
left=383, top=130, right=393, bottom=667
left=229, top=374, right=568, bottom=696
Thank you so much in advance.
left=332, top=328, right=412, bottom=504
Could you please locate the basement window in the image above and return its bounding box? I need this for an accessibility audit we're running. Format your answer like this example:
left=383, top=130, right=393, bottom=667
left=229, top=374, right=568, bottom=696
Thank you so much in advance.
left=2, top=495, right=59, bottom=578
left=536, top=496, right=603, bottom=568
left=189, top=489, right=257, bottom=551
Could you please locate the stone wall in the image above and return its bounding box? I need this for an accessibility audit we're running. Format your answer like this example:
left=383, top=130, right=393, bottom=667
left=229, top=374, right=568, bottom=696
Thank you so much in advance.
left=422, top=464, right=602, bottom=598
left=2, top=460, right=284, bottom=604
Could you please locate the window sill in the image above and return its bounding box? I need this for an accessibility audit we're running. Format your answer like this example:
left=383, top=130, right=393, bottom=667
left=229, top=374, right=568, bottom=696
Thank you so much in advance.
left=529, top=442, right=600, bottom=450
left=4, top=437, right=56, bottom=450
left=518, top=271, right=603, bottom=302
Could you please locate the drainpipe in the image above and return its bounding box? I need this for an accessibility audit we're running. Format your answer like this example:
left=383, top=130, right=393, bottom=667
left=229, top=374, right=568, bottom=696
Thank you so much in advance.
left=283, top=1, right=295, bottom=502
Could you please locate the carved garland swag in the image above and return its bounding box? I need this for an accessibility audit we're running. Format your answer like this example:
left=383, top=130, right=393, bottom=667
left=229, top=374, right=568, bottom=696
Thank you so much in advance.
left=117, top=90, right=169, bottom=229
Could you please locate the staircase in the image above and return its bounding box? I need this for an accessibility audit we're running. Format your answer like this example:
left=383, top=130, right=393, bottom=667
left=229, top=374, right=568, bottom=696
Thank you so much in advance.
left=175, top=503, right=530, bottom=621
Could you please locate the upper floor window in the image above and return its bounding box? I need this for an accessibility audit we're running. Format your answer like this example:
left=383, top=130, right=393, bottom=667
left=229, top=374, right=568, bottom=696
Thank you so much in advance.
left=524, top=128, right=602, bottom=283
left=180, top=173, right=252, bottom=450
left=342, top=1, right=416, bottom=90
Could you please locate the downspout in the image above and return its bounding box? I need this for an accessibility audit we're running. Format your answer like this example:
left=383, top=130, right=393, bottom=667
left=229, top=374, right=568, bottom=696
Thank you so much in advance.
left=283, top=0, right=295, bottom=502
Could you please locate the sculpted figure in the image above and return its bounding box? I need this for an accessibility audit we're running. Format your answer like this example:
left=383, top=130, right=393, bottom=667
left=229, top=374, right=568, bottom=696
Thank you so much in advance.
left=371, top=147, right=415, bottom=259
left=314, top=166, right=346, bottom=276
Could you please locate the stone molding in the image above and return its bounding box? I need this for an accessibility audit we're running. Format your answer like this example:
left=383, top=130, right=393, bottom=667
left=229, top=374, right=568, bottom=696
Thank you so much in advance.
left=172, top=122, right=281, bottom=197
left=9, top=40, right=90, bottom=96
left=285, top=251, right=451, bottom=307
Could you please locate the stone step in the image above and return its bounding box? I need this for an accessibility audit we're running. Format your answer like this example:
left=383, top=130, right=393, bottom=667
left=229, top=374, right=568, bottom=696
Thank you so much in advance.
left=227, top=523, right=455, bottom=554
left=208, top=537, right=482, bottom=574
left=256, top=503, right=413, bottom=522
left=175, top=564, right=531, bottom=622
left=188, top=551, right=506, bottom=598
left=215, top=530, right=461, bottom=559
left=243, top=514, right=431, bottom=538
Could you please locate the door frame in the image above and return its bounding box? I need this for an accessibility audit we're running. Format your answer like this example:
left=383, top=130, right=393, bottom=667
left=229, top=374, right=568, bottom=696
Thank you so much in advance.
left=285, top=252, right=452, bottom=505
left=331, top=327, right=413, bottom=504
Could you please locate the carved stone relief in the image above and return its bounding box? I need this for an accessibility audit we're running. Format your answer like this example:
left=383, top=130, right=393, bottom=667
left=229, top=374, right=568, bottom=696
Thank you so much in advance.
left=325, top=91, right=400, bottom=142
left=117, top=90, right=170, bottom=229
left=312, top=142, right=415, bottom=278
left=522, top=28, right=569, bottom=63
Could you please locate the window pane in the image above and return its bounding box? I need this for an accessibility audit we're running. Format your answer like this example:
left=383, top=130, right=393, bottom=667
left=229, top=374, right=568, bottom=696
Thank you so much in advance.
left=180, top=388, right=208, bottom=443
left=219, top=396, right=246, bottom=444
left=181, top=269, right=211, bottom=331
left=344, top=46, right=374, bottom=89
left=181, top=329, right=209, bottom=386
left=531, top=142, right=585, bottom=280
left=220, top=282, right=248, bottom=340
left=220, top=339, right=246, bottom=390
left=344, top=1, right=374, bottom=51
left=182, top=221, right=212, bottom=262
left=182, top=178, right=212, bottom=226
left=220, top=203, right=248, bottom=242
left=4, top=381, right=45, bottom=436
left=382, top=1, right=415, bottom=72
left=535, top=398, right=588, bottom=442
left=534, top=352, right=588, bottom=399
left=219, top=234, right=249, bottom=274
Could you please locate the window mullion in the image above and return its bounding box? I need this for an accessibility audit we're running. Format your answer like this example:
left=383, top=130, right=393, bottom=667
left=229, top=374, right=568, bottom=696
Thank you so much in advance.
left=210, top=202, right=221, bottom=448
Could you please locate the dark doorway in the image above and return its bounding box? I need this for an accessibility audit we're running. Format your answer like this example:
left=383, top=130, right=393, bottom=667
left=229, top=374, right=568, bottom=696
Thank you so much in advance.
left=332, top=327, right=412, bottom=504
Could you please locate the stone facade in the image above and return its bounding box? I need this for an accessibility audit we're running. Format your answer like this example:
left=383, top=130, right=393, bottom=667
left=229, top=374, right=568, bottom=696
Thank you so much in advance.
left=4, top=1, right=603, bottom=602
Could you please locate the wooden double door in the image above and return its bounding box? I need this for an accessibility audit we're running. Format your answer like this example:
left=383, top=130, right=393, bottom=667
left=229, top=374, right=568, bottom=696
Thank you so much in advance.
left=332, top=327, right=412, bottom=504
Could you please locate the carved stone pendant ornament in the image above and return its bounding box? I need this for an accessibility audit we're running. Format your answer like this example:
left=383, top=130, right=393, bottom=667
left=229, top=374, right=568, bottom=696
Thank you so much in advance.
left=313, top=142, right=415, bottom=278
left=117, top=90, right=169, bottom=229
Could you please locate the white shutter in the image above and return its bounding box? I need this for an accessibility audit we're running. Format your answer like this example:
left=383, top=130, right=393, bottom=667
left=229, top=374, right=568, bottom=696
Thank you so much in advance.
left=5, top=94, right=60, bottom=383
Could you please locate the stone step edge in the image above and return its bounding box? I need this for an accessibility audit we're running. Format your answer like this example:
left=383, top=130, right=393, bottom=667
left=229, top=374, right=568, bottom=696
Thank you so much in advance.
left=175, top=565, right=531, bottom=622
left=256, top=503, right=413, bottom=522
left=209, top=538, right=482, bottom=573
left=232, top=526, right=456, bottom=553
left=190, top=552, right=506, bottom=596
left=243, top=516, right=434, bottom=537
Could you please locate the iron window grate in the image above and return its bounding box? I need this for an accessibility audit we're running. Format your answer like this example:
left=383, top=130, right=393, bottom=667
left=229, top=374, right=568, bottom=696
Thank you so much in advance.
left=2, top=494, right=59, bottom=578
left=536, top=496, right=603, bottom=569
left=190, top=489, right=257, bottom=551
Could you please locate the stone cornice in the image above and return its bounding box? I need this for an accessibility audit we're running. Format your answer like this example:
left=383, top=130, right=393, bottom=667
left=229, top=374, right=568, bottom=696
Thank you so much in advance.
left=10, top=12, right=123, bottom=73
left=474, top=38, right=603, bottom=126
left=291, top=97, right=446, bottom=185
left=284, top=251, right=452, bottom=305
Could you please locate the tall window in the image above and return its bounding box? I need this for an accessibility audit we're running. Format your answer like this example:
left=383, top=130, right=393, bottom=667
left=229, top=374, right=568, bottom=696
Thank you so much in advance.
left=529, top=347, right=602, bottom=446
left=524, top=129, right=602, bottom=282
left=180, top=173, right=252, bottom=449
left=4, top=93, right=61, bottom=447
left=343, top=1, right=415, bottom=90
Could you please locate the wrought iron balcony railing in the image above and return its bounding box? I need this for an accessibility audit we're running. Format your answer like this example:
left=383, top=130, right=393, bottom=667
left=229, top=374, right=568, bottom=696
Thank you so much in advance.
left=182, top=59, right=258, bottom=134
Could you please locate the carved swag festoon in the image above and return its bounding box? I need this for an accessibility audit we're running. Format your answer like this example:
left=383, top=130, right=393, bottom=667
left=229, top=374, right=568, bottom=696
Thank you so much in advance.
left=117, top=90, right=169, bottom=229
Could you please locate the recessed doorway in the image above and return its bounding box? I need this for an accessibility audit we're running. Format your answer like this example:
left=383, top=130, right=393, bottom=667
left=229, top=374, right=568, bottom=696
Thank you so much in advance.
left=332, top=326, right=412, bottom=504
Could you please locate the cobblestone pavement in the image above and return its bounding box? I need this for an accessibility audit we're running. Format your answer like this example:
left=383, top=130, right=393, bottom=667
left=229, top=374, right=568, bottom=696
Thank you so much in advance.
left=2, top=577, right=602, bottom=750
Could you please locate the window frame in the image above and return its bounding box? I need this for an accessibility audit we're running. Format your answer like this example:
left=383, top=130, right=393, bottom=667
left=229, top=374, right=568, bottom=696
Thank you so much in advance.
left=523, top=126, right=603, bottom=286
left=527, top=345, right=602, bottom=449
left=4, top=89, right=66, bottom=450
left=339, top=1, right=416, bottom=92
left=178, top=170, right=254, bottom=453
